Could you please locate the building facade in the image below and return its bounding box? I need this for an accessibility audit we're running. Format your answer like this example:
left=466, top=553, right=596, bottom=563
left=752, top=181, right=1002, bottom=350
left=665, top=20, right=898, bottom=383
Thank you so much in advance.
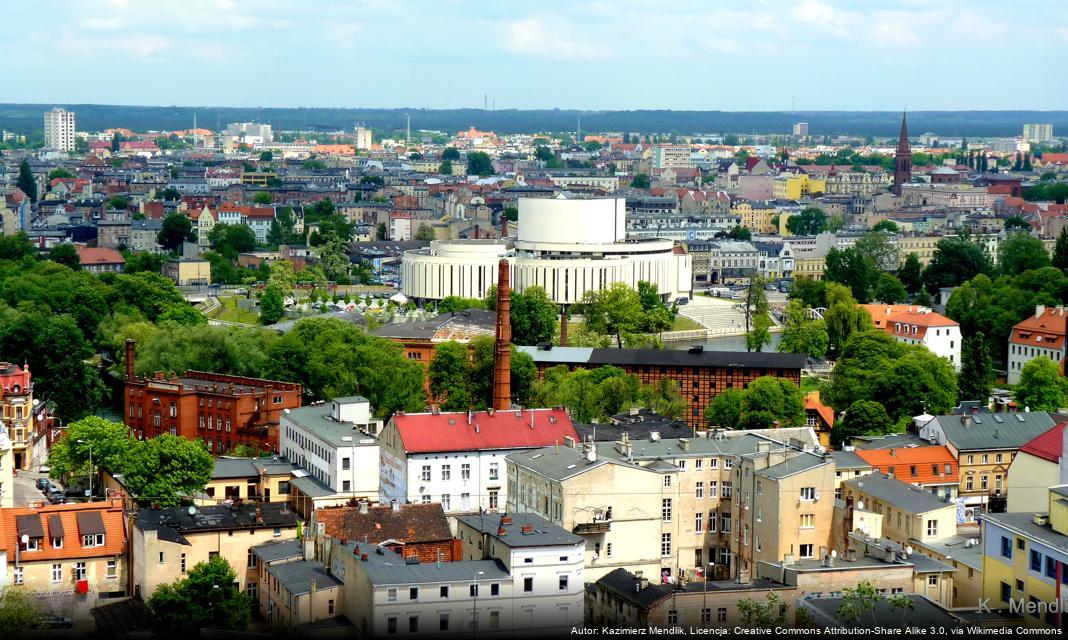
left=44, top=107, right=76, bottom=152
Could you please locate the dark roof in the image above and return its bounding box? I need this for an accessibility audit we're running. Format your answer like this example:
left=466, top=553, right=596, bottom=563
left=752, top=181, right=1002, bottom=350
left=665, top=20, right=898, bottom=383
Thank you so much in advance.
left=850, top=432, right=931, bottom=450
left=91, top=598, right=155, bottom=639
left=77, top=511, right=106, bottom=536
left=801, top=594, right=963, bottom=628
left=252, top=539, right=303, bottom=563
left=16, top=514, right=45, bottom=538
left=135, top=502, right=299, bottom=542
left=348, top=541, right=509, bottom=586
left=596, top=568, right=673, bottom=608
left=517, top=345, right=806, bottom=370
left=929, top=411, right=1055, bottom=451
left=315, top=503, right=452, bottom=545
left=576, top=408, right=693, bottom=442
left=455, top=512, right=583, bottom=548
left=266, top=560, right=342, bottom=596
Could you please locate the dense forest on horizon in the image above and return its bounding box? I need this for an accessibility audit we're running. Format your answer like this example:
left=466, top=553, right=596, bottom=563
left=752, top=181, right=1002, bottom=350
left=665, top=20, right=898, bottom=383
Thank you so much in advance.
left=2, top=103, right=1067, bottom=138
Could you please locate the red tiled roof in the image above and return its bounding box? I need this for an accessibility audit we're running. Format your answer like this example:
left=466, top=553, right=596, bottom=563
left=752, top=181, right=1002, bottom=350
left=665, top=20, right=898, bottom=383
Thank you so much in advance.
left=315, top=503, right=452, bottom=544
left=0, top=500, right=126, bottom=560
left=861, top=305, right=957, bottom=341
left=393, top=408, right=577, bottom=454
left=1039, top=153, right=1068, bottom=165
left=75, top=245, right=125, bottom=266
left=1011, top=307, right=1068, bottom=349
left=1019, top=422, right=1068, bottom=464
left=804, top=391, right=834, bottom=427
left=854, top=446, right=958, bottom=485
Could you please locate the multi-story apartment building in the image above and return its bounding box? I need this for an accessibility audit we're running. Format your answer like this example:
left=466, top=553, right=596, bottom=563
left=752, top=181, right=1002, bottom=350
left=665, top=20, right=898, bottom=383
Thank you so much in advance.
left=730, top=200, right=776, bottom=234
left=773, top=173, right=825, bottom=201
left=919, top=411, right=1056, bottom=521
left=1023, top=124, right=1054, bottom=144
left=256, top=544, right=342, bottom=632
left=506, top=429, right=821, bottom=583
left=123, top=340, right=302, bottom=453
left=378, top=408, right=578, bottom=515
left=653, top=145, right=693, bottom=169
left=0, top=361, right=34, bottom=470
left=1007, top=422, right=1067, bottom=513
left=840, top=473, right=958, bottom=549
left=1007, top=305, right=1068, bottom=384
left=201, top=456, right=299, bottom=505
left=862, top=304, right=962, bottom=371
left=131, top=502, right=300, bottom=601
left=3, top=500, right=127, bottom=605
left=314, top=501, right=461, bottom=563
left=44, top=107, right=76, bottom=152
left=853, top=445, right=959, bottom=499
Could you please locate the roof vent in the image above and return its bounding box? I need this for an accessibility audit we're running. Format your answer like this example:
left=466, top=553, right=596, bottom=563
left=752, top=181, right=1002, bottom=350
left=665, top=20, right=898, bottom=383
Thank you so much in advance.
left=521, top=524, right=534, bottom=535
left=688, top=345, right=704, bottom=354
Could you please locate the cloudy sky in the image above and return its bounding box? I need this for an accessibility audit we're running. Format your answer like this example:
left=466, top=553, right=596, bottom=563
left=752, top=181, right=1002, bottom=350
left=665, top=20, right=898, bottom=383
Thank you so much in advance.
left=3, top=0, right=1065, bottom=110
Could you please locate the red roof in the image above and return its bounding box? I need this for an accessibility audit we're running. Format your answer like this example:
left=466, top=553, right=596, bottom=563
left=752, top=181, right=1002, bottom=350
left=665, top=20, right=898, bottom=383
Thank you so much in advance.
left=854, top=446, right=958, bottom=485
left=1011, top=307, right=1068, bottom=349
left=0, top=499, right=126, bottom=560
left=393, top=408, right=577, bottom=454
left=1019, top=422, right=1067, bottom=464
left=75, top=245, right=125, bottom=266
left=1039, top=153, right=1068, bottom=166
left=804, top=391, right=834, bottom=427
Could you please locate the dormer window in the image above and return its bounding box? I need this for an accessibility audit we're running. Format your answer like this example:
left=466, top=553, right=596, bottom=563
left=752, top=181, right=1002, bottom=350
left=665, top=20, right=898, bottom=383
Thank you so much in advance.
left=16, top=514, right=44, bottom=551
left=77, top=511, right=106, bottom=549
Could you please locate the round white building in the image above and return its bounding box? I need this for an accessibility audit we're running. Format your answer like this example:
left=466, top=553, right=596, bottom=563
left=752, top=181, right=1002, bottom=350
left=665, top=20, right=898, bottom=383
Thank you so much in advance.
left=401, top=197, right=692, bottom=304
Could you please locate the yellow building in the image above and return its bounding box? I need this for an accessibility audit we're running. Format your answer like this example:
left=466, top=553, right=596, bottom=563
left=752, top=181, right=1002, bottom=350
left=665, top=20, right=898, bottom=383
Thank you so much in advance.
left=0, top=425, right=12, bottom=508
left=163, top=258, right=211, bottom=286
left=199, top=456, right=299, bottom=506
left=793, top=254, right=827, bottom=280
left=897, top=235, right=942, bottom=266
left=254, top=540, right=342, bottom=632
left=982, top=486, right=1068, bottom=626
left=730, top=200, right=777, bottom=235
left=241, top=171, right=278, bottom=187
left=0, top=361, right=34, bottom=470
left=840, top=473, right=958, bottom=549
left=772, top=174, right=826, bottom=202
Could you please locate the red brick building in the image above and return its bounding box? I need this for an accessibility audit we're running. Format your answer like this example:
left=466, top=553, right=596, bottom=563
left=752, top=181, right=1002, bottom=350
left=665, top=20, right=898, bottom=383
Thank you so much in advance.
left=122, top=340, right=302, bottom=453
left=314, top=502, right=461, bottom=563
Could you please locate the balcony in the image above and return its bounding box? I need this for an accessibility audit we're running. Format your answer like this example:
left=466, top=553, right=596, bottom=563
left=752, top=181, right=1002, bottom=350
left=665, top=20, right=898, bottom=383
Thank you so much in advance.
left=573, top=521, right=610, bottom=535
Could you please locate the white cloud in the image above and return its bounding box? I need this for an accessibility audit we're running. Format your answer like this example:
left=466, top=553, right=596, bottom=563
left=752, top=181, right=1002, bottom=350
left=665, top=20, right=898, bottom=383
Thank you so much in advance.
left=790, top=0, right=852, bottom=34
left=503, top=18, right=610, bottom=60
left=114, top=35, right=171, bottom=57
left=866, top=11, right=923, bottom=46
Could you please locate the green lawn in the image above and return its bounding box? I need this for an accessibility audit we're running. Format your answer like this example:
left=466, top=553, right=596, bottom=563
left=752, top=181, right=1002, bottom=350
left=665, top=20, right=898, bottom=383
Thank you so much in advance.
left=801, top=375, right=824, bottom=393
left=210, top=296, right=261, bottom=324
left=671, top=315, right=703, bottom=332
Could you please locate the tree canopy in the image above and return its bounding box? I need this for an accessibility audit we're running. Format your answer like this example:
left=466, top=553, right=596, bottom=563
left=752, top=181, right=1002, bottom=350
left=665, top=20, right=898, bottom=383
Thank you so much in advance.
left=786, top=207, right=827, bottom=235
left=531, top=364, right=684, bottom=423
left=158, top=213, right=196, bottom=252
left=148, top=556, right=251, bottom=632
left=705, top=376, right=804, bottom=429
left=1015, top=357, right=1068, bottom=412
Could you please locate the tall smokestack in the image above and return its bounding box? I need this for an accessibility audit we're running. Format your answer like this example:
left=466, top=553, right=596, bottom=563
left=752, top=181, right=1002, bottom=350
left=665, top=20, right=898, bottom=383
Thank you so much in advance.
left=559, top=306, right=568, bottom=347
left=125, top=339, right=136, bottom=381
left=500, top=216, right=508, bottom=239
left=493, top=259, right=511, bottom=411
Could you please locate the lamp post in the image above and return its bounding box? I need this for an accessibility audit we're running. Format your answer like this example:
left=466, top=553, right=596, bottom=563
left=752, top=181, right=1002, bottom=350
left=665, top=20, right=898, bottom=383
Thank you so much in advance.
left=15, top=534, right=28, bottom=584
left=77, top=439, right=92, bottom=501
left=472, top=570, right=484, bottom=639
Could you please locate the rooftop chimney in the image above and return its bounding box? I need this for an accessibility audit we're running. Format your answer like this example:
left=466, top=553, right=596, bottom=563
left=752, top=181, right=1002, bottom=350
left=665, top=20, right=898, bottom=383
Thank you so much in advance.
left=559, top=307, right=569, bottom=347
left=125, top=339, right=136, bottom=381
left=493, top=259, right=511, bottom=411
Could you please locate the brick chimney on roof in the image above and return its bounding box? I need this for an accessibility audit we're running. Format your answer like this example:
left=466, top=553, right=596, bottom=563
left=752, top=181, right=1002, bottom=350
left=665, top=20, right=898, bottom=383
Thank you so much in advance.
left=559, top=307, right=568, bottom=347
left=493, top=259, right=511, bottom=411
left=125, top=339, right=136, bottom=381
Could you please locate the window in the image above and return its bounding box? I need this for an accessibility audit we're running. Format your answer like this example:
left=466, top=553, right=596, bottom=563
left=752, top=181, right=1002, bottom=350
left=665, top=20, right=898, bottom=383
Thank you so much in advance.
left=23, top=537, right=39, bottom=551
left=966, top=477, right=974, bottom=491
left=181, top=553, right=187, bottom=572
left=491, top=583, right=499, bottom=596
left=248, top=549, right=257, bottom=568
left=928, top=574, right=938, bottom=586
left=695, top=459, right=703, bottom=470
left=342, top=457, right=350, bottom=470
left=996, top=453, right=1003, bottom=464
left=605, top=544, right=612, bottom=558
left=710, top=458, right=718, bottom=469
left=440, top=613, right=449, bottom=632
left=1047, top=556, right=1058, bottom=580
left=14, top=567, right=23, bottom=585
left=1017, top=538, right=1027, bottom=551
left=721, top=516, right=731, bottom=533
left=461, top=463, right=471, bottom=480
left=926, top=519, right=938, bottom=537
left=442, top=494, right=451, bottom=511
left=440, top=586, right=449, bottom=598
left=662, top=498, right=672, bottom=522
left=106, top=560, right=118, bottom=578
left=51, top=536, right=63, bottom=549
left=387, top=588, right=397, bottom=602
left=668, top=610, right=678, bottom=625
left=421, top=494, right=431, bottom=504
left=661, top=533, right=672, bottom=557
left=717, top=608, right=727, bottom=623
left=559, top=575, right=569, bottom=590
left=696, top=481, right=704, bottom=499
left=421, top=465, right=431, bottom=482
left=800, top=544, right=814, bottom=558
left=967, top=455, right=974, bottom=465
left=708, top=512, right=717, bottom=532
left=489, top=490, right=498, bottom=511
left=469, top=584, right=479, bottom=597
left=725, top=459, right=733, bottom=469
left=524, top=577, right=534, bottom=593
left=409, top=587, right=419, bottom=601
left=799, top=514, right=814, bottom=529
left=489, top=462, right=499, bottom=480
left=74, top=562, right=86, bottom=581
left=489, top=610, right=500, bottom=629
left=701, top=608, right=711, bottom=624
left=696, top=513, right=704, bottom=533
left=408, top=616, right=419, bottom=633
left=52, top=563, right=62, bottom=583
left=982, top=454, right=989, bottom=464
left=441, top=465, right=451, bottom=481
left=158, top=551, right=165, bottom=564
left=800, top=486, right=816, bottom=501
left=663, top=475, right=672, bottom=488
left=722, top=482, right=733, bottom=499
left=387, top=616, right=397, bottom=635
left=709, top=481, right=718, bottom=498
left=1001, top=537, right=1013, bottom=559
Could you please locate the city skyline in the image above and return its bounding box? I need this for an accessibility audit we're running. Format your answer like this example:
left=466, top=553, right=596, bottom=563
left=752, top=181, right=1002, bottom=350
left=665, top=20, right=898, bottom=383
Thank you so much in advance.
left=3, top=0, right=1066, bottom=111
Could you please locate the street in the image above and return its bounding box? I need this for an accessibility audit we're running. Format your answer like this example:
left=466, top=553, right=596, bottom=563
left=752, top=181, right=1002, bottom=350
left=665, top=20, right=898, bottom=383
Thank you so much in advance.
left=12, top=468, right=58, bottom=508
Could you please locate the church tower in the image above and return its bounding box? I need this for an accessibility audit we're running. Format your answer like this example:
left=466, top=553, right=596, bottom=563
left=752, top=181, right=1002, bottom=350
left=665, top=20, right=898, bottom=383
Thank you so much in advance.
left=892, top=112, right=912, bottom=196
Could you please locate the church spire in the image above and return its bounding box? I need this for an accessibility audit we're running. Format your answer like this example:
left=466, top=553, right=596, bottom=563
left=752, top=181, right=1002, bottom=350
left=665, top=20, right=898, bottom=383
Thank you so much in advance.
left=892, top=111, right=912, bottom=196
left=897, top=111, right=910, bottom=154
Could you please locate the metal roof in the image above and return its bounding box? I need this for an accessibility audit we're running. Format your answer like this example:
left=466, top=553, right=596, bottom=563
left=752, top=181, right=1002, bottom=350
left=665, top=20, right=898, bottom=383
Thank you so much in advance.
left=930, top=411, right=1055, bottom=451
left=842, top=472, right=953, bottom=515
left=347, top=542, right=510, bottom=586
left=266, top=560, right=342, bottom=596
left=455, top=513, right=583, bottom=548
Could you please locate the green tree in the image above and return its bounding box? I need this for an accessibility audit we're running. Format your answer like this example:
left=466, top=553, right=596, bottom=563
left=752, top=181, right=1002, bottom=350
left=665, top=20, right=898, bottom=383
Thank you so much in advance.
left=48, top=167, right=73, bottom=180
left=259, top=285, right=285, bottom=325
left=158, top=213, right=196, bottom=252
left=824, top=247, right=875, bottom=303
left=267, top=261, right=297, bottom=291
left=267, top=206, right=298, bottom=247
left=742, top=377, right=805, bottom=427
left=49, top=243, right=81, bottom=270
left=438, top=160, right=453, bottom=174
left=1054, top=227, right=1068, bottom=271
left=630, top=173, right=651, bottom=189
left=705, top=388, right=745, bottom=429
left=429, top=341, right=473, bottom=410
left=786, top=207, right=827, bottom=235
left=737, top=591, right=788, bottom=628
left=438, top=297, right=485, bottom=313
left=853, top=231, right=900, bottom=272
left=124, top=251, right=167, bottom=274
left=122, top=434, right=213, bottom=506
left=872, top=220, right=899, bottom=233
left=159, top=186, right=182, bottom=201
left=922, top=236, right=994, bottom=293
left=107, top=195, right=129, bottom=211
left=148, top=556, right=251, bottom=631
left=0, top=588, right=39, bottom=635
left=441, top=147, right=460, bottom=161
left=823, top=283, right=875, bottom=356
left=511, top=286, right=558, bottom=345
left=740, top=274, right=772, bottom=352
left=315, top=230, right=351, bottom=282
left=779, top=299, right=829, bottom=358
left=209, top=223, right=258, bottom=259
left=788, top=278, right=828, bottom=309
left=466, top=151, right=494, bottom=176
left=47, top=416, right=135, bottom=481
left=258, top=151, right=273, bottom=162
left=376, top=222, right=388, bottom=240
left=415, top=223, right=436, bottom=242
left=898, top=253, right=923, bottom=294
left=252, top=191, right=272, bottom=205
left=872, top=272, right=908, bottom=303
left=999, top=232, right=1051, bottom=276
left=582, top=282, right=644, bottom=348
left=728, top=225, right=752, bottom=241
left=837, top=581, right=881, bottom=625
left=158, top=304, right=206, bottom=326
left=16, top=159, right=36, bottom=202
left=958, top=336, right=994, bottom=402
left=832, top=400, right=893, bottom=446
left=1015, top=357, right=1068, bottom=412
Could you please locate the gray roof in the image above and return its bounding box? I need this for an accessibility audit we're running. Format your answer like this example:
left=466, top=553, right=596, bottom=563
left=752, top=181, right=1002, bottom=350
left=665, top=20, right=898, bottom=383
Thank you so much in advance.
left=371, top=309, right=496, bottom=341
left=929, top=411, right=1055, bottom=451
left=758, top=452, right=830, bottom=480
left=212, top=456, right=297, bottom=480
left=828, top=450, right=871, bottom=470
left=135, top=502, right=299, bottom=541
left=983, top=512, right=1068, bottom=556
left=252, top=539, right=303, bottom=563
left=801, top=594, right=963, bottom=628
left=851, top=433, right=931, bottom=450
left=290, top=474, right=338, bottom=499
left=842, top=472, right=953, bottom=515
left=347, top=542, right=509, bottom=586
left=266, top=560, right=342, bottom=596
left=516, top=345, right=806, bottom=370
left=456, top=513, right=583, bottom=548
left=911, top=535, right=983, bottom=572
left=282, top=404, right=380, bottom=448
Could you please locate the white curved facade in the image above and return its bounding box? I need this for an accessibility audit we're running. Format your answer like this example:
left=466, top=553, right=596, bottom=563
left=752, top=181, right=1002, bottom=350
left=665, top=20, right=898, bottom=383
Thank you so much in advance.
left=402, top=198, right=693, bottom=304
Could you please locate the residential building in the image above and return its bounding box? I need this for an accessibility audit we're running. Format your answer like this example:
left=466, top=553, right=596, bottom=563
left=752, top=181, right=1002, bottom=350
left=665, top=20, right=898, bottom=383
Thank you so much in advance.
left=853, top=446, right=959, bottom=500
left=259, top=552, right=343, bottom=632
left=0, top=361, right=34, bottom=470
left=1023, top=124, right=1054, bottom=144
left=123, top=340, right=303, bottom=453
left=313, top=502, right=461, bottom=563
left=44, top=107, right=76, bottom=152
left=919, top=412, right=1056, bottom=520
left=839, top=473, right=957, bottom=549
left=793, top=122, right=809, bottom=137
left=981, top=485, right=1068, bottom=628
left=772, top=173, right=825, bottom=201
left=653, top=145, right=693, bottom=169
left=3, top=500, right=127, bottom=614
left=704, top=240, right=760, bottom=284
left=163, top=258, right=211, bottom=286
left=225, top=122, right=273, bottom=144
left=378, top=407, right=578, bottom=514
left=862, top=304, right=961, bottom=370
left=516, top=345, right=805, bottom=429
left=355, top=125, right=372, bottom=150
left=1007, top=422, right=1067, bottom=513
left=76, top=246, right=126, bottom=274
left=131, top=501, right=299, bottom=601
left=128, top=219, right=163, bottom=252
left=371, top=308, right=496, bottom=366
left=804, top=391, right=834, bottom=449
left=729, top=200, right=776, bottom=234
left=200, top=455, right=299, bottom=505
left=1007, top=305, right=1067, bottom=384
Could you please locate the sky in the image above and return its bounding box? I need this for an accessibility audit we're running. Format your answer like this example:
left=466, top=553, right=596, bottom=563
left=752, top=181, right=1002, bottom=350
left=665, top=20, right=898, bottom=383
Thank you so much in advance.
left=3, top=0, right=1066, bottom=111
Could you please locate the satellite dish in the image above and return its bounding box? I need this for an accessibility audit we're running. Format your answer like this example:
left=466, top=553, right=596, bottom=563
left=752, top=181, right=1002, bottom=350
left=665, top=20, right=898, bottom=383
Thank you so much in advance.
left=830, top=549, right=837, bottom=558
left=187, top=505, right=196, bottom=516
left=857, top=500, right=865, bottom=510
left=905, top=545, right=914, bottom=556
left=20, top=534, right=29, bottom=544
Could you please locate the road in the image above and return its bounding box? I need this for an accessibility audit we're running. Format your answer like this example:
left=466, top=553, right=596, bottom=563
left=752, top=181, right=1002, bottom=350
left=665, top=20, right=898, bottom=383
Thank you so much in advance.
left=13, top=468, right=52, bottom=507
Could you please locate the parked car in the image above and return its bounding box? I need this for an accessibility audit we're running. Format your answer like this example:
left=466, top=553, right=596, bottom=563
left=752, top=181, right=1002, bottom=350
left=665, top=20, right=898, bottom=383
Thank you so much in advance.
left=36, top=478, right=51, bottom=491
left=46, top=489, right=65, bottom=504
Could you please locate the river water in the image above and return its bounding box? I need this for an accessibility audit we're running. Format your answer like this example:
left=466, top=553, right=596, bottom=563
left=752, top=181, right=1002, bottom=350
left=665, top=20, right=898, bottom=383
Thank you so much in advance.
left=664, top=332, right=785, bottom=352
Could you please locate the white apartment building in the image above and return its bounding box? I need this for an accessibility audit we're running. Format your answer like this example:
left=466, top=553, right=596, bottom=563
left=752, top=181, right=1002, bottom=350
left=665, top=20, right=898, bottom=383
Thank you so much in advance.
left=378, top=408, right=578, bottom=515
left=225, top=122, right=273, bottom=144
left=44, top=108, right=76, bottom=152
left=355, top=125, right=373, bottom=151
left=863, top=305, right=962, bottom=371
left=1007, top=305, right=1068, bottom=384
left=279, top=397, right=383, bottom=497
left=1023, top=124, right=1053, bottom=144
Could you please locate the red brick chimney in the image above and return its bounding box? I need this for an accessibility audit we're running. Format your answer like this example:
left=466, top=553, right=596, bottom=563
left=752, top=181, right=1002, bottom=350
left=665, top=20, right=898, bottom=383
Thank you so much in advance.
left=559, top=307, right=568, bottom=347
left=493, top=259, right=511, bottom=411
left=125, top=339, right=136, bottom=381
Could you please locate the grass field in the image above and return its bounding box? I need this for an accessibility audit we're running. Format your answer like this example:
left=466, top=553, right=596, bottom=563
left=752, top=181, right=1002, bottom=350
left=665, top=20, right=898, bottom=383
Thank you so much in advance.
left=670, top=315, right=703, bottom=331
left=209, top=295, right=261, bottom=324
left=801, top=375, right=825, bottom=393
